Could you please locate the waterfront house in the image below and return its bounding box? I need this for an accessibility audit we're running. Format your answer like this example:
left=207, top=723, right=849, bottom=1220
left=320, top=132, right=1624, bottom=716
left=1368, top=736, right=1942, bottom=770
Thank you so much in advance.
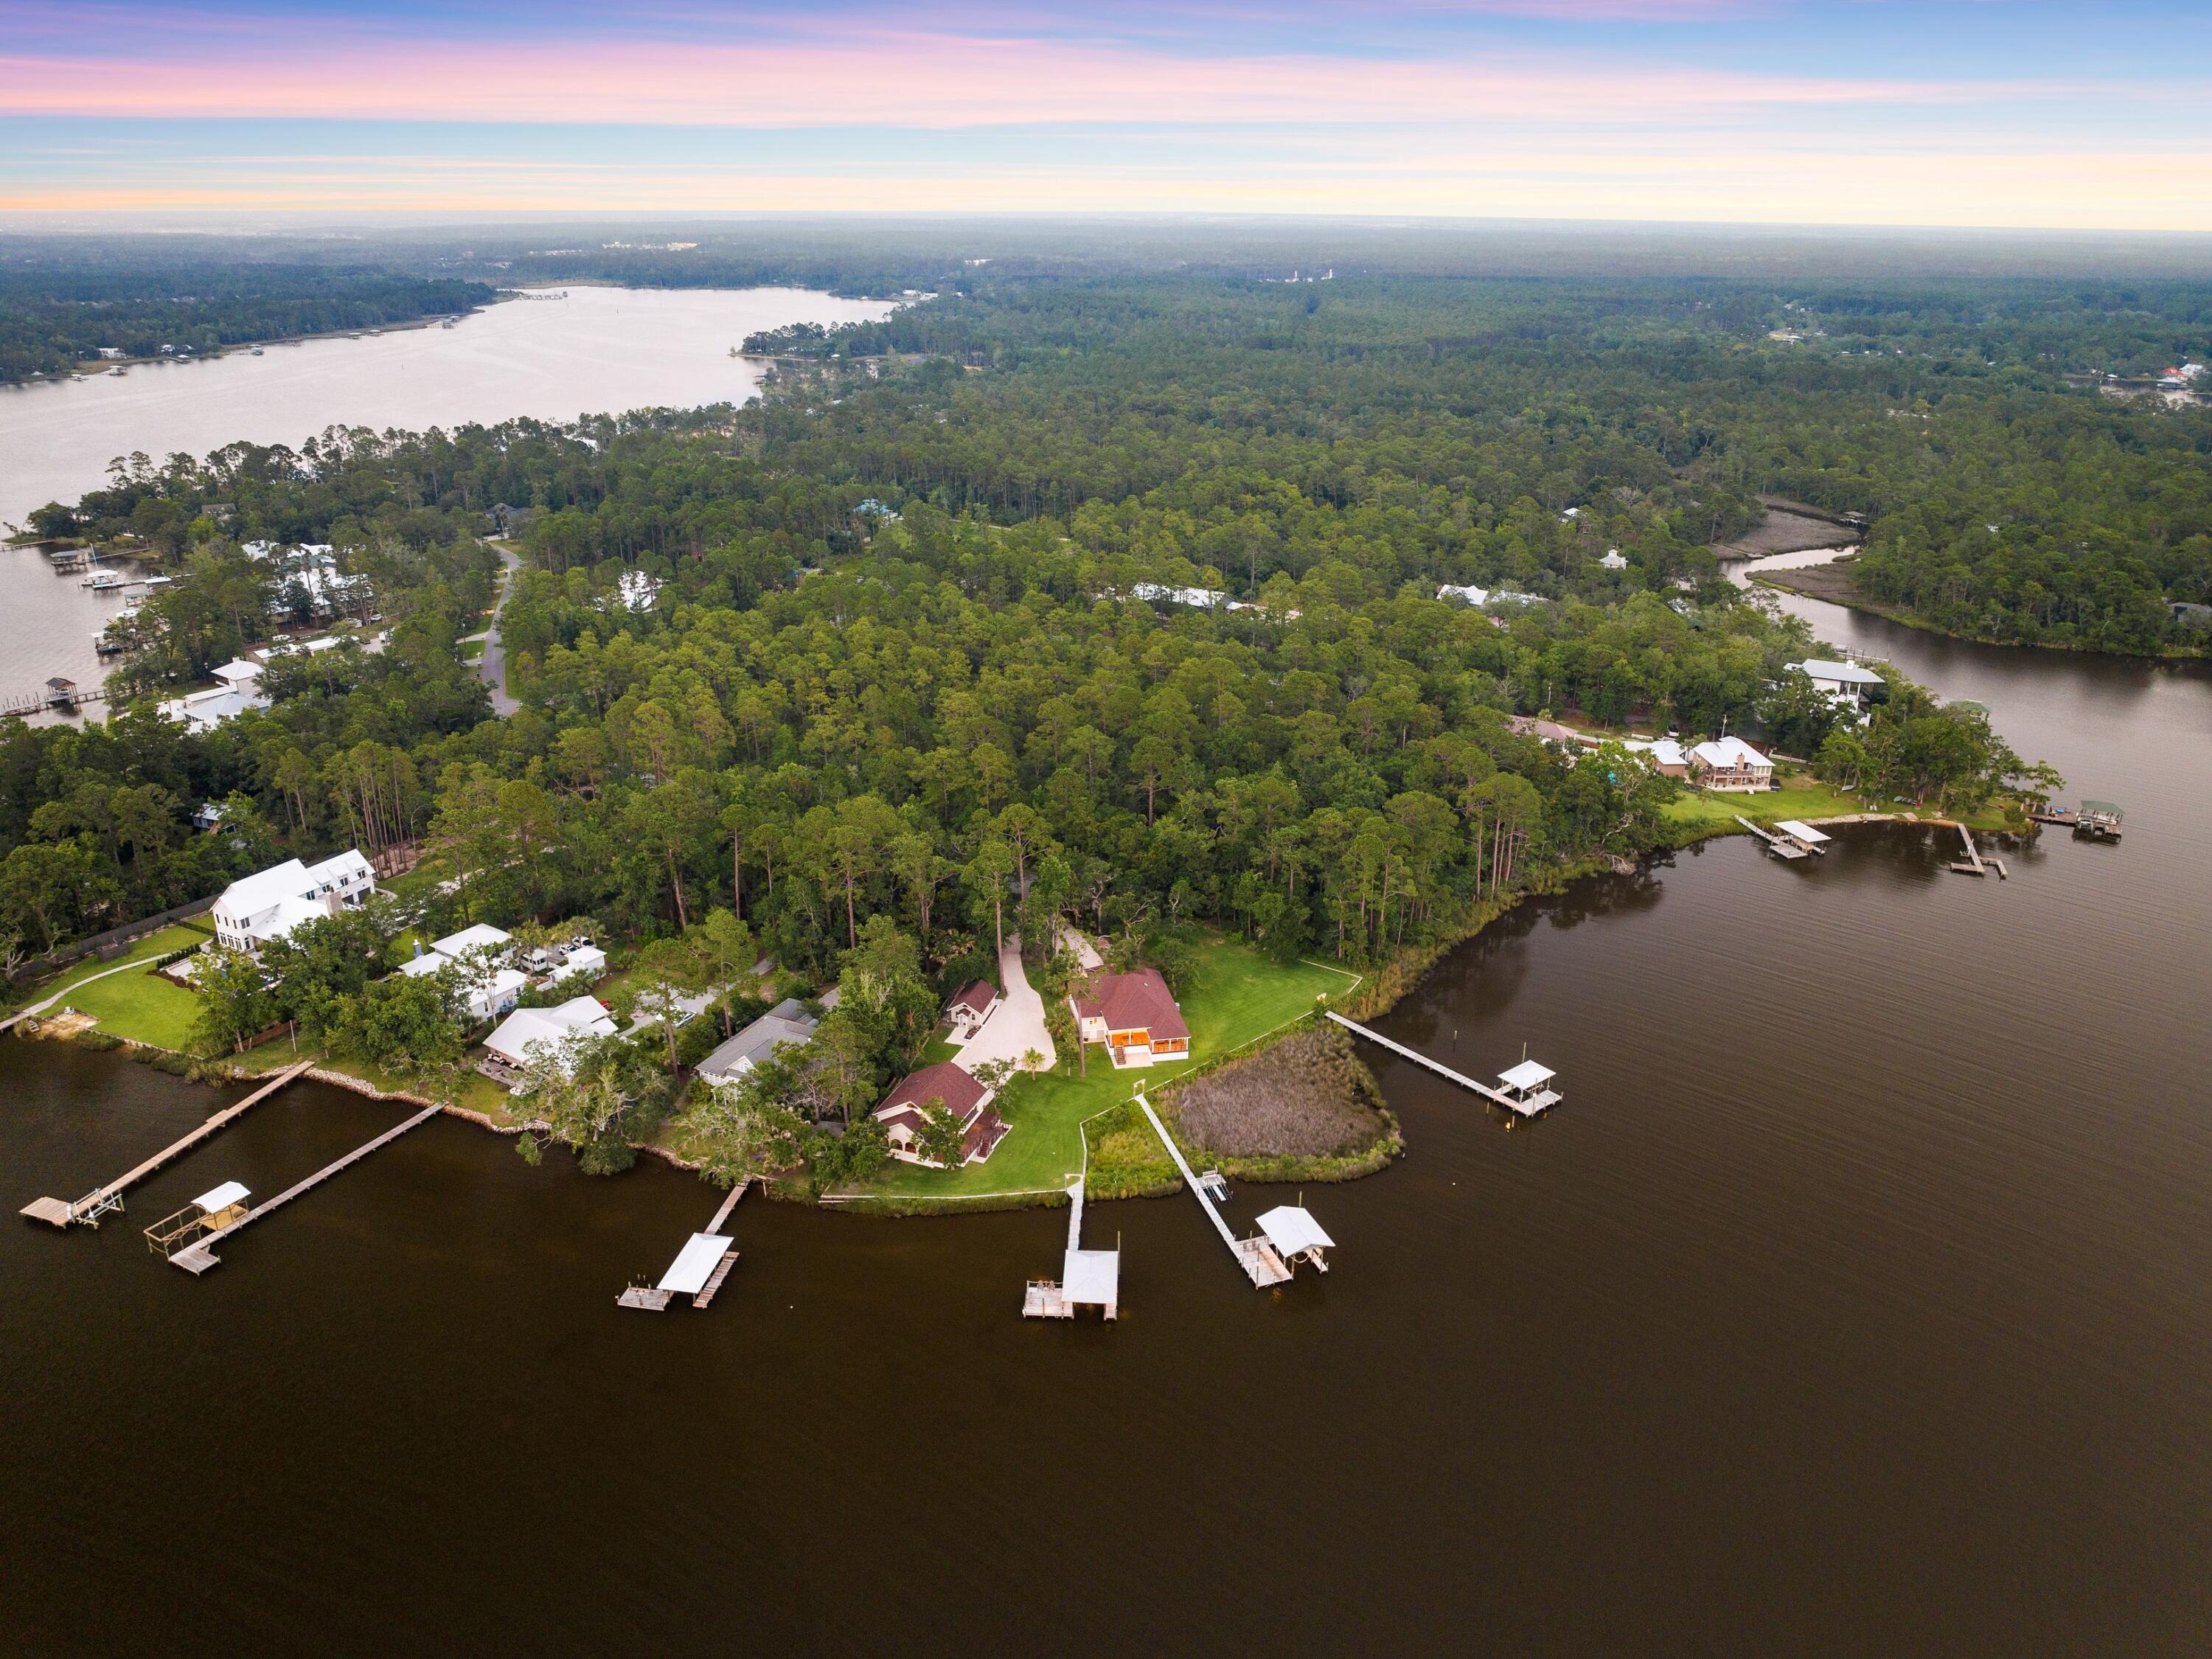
left=946, top=979, right=998, bottom=1040
left=1689, top=737, right=1774, bottom=792
left=697, top=998, right=820, bottom=1089
left=159, top=658, right=270, bottom=732
left=872, top=1060, right=1009, bottom=1167
left=1069, top=968, right=1191, bottom=1068
left=397, top=925, right=525, bottom=1022
left=482, top=995, right=618, bottom=1077
left=1788, top=658, right=1885, bottom=708
left=1628, top=737, right=1689, bottom=777
left=211, top=850, right=377, bottom=953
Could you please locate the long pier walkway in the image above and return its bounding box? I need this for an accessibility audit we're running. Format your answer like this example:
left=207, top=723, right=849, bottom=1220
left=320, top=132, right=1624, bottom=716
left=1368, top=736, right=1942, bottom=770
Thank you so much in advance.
left=168, top=1102, right=441, bottom=1274
left=1137, top=1097, right=1290, bottom=1287
left=1324, top=1013, right=1557, bottom=1117
left=22, top=1060, right=317, bottom=1228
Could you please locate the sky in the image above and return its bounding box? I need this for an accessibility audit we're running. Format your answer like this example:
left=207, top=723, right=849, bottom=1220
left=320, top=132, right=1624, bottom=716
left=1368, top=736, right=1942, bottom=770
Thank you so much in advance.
left=3, top=0, right=2211, bottom=229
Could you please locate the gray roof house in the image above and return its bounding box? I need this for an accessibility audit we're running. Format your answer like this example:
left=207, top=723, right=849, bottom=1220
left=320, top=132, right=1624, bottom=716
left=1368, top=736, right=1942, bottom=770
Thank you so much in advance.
left=697, top=999, right=820, bottom=1088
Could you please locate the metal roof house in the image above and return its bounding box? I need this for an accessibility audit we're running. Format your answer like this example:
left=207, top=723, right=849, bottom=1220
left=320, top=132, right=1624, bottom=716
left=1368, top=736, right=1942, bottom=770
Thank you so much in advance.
left=697, top=999, right=821, bottom=1089
left=1789, top=658, right=1885, bottom=706
left=210, top=851, right=377, bottom=953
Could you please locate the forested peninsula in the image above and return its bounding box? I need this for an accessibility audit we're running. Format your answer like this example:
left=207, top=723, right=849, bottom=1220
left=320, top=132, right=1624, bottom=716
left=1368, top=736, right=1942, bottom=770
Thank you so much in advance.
left=0, top=254, right=2165, bottom=1191
left=0, top=257, right=492, bottom=383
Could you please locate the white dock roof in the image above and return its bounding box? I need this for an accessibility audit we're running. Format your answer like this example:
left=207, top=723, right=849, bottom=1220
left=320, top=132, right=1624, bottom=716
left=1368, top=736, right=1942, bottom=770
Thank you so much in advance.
left=194, top=1180, right=249, bottom=1212
left=1774, top=819, right=1832, bottom=844
left=1256, top=1206, right=1335, bottom=1257
left=1499, top=1059, right=1557, bottom=1091
left=658, top=1233, right=732, bottom=1295
left=1062, top=1248, right=1121, bottom=1306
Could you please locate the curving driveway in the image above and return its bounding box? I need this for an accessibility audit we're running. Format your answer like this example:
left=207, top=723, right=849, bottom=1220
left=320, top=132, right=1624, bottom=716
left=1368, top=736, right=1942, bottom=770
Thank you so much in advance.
left=476, top=543, right=523, bottom=717
left=953, top=936, right=1057, bottom=1074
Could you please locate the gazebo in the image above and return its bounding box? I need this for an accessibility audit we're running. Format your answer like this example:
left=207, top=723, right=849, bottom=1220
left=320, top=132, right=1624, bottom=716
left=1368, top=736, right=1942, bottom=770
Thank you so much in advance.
left=1495, top=1060, right=1561, bottom=1116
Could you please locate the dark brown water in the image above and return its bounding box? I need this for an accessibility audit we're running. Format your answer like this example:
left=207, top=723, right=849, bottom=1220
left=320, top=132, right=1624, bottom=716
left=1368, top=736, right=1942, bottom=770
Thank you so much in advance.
left=5, top=575, right=2211, bottom=1655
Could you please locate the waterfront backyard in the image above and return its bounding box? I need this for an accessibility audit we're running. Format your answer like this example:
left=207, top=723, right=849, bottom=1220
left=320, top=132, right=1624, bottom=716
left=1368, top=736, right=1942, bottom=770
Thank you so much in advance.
left=861, top=940, right=1357, bottom=1202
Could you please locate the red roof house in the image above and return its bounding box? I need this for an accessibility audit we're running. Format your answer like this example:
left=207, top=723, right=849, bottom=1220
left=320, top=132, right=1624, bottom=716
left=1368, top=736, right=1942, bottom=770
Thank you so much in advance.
left=1069, top=968, right=1192, bottom=1069
left=946, top=978, right=998, bottom=1039
left=872, top=1060, right=1009, bottom=1168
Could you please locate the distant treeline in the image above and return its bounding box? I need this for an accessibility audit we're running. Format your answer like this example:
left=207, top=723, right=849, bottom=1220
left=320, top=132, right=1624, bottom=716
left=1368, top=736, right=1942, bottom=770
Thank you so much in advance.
left=0, top=262, right=493, bottom=383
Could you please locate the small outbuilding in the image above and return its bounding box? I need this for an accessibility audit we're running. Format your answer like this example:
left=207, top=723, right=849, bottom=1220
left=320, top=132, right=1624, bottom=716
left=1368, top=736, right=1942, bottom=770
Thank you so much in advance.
left=946, top=979, right=998, bottom=1040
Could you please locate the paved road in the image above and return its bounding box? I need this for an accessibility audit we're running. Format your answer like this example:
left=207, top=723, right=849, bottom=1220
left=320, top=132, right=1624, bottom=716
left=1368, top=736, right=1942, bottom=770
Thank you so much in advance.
left=477, top=543, right=523, bottom=717
left=953, top=936, right=1057, bottom=1074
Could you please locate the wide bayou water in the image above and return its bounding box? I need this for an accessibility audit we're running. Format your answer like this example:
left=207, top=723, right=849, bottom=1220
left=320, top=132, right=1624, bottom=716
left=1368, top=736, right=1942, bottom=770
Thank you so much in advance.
left=4, top=561, right=2211, bottom=1655
left=0, top=285, right=889, bottom=706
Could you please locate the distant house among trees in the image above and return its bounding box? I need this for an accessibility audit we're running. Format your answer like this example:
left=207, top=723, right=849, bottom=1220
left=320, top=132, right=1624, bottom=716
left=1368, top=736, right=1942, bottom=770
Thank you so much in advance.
left=1788, top=658, right=1885, bottom=709
left=482, top=995, right=619, bottom=1079
left=697, top=998, right=820, bottom=1089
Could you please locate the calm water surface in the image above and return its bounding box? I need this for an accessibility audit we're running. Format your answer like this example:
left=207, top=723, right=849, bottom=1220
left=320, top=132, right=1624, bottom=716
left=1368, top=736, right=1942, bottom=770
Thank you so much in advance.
left=4, top=563, right=2210, bottom=1655
left=0, top=285, right=889, bottom=704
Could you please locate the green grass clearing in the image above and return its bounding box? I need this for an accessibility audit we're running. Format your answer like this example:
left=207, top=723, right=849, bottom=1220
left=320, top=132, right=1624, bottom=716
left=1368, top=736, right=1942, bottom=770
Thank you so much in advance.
left=863, top=938, right=1349, bottom=1200
left=1662, top=772, right=1869, bottom=832
left=64, top=960, right=206, bottom=1049
left=12, top=922, right=209, bottom=1012
left=1663, top=770, right=2017, bottom=835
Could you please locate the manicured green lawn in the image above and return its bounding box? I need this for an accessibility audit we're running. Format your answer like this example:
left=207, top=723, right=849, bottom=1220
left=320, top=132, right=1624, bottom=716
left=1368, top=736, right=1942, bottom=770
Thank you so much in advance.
left=1663, top=772, right=1867, bottom=830
left=12, top=922, right=209, bottom=1013
left=65, top=961, right=206, bottom=1049
left=1663, top=771, right=2017, bottom=835
left=864, top=939, right=1351, bottom=1199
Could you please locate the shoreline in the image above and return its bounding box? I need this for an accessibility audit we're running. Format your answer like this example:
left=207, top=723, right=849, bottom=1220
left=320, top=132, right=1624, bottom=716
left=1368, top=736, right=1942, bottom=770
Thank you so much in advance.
left=16, top=301, right=500, bottom=386
left=12, top=806, right=2024, bottom=1217
left=1751, top=560, right=2208, bottom=663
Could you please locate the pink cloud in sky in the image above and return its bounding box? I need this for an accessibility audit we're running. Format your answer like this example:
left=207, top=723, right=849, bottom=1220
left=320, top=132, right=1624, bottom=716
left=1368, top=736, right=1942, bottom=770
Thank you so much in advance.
left=0, top=33, right=2023, bottom=128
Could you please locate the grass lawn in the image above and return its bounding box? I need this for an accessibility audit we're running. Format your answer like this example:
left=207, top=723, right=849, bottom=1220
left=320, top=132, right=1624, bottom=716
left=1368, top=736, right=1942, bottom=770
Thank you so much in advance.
left=1663, top=771, right=2017, bottom=835
left=64, top=961, right=206, bottom=1049
left=1663, top=771, right=1868, bottom=832
left=864, top=939, right=1354, bottom=1200
left=316, top=1054, right=518, bottom=1119
left=10, top=922, right=209, bottom=1013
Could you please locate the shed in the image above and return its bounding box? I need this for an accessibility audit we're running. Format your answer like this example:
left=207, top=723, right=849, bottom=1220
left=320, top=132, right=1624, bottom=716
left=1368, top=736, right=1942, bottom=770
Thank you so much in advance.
left=658, top=1233, right=734, bottom=1298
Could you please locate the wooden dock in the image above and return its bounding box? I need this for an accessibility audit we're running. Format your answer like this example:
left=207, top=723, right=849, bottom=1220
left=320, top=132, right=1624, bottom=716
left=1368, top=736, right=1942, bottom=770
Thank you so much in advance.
left=22, top=1060, right=316, bottom=1229
left=168, top=1103, right=440, bottom=1274
left=1023, top=1175, right=1122, bottom=1319
left=1734, top=815, right=1809, bottom=860
left=618, top=1179, right=751, bottom=1311
left=1946, top=822, right=2007, bottom=880
left=1324, top=1014, right=1560, bottom=1117
left=1137, top=1097, right=1290, bottom=1287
